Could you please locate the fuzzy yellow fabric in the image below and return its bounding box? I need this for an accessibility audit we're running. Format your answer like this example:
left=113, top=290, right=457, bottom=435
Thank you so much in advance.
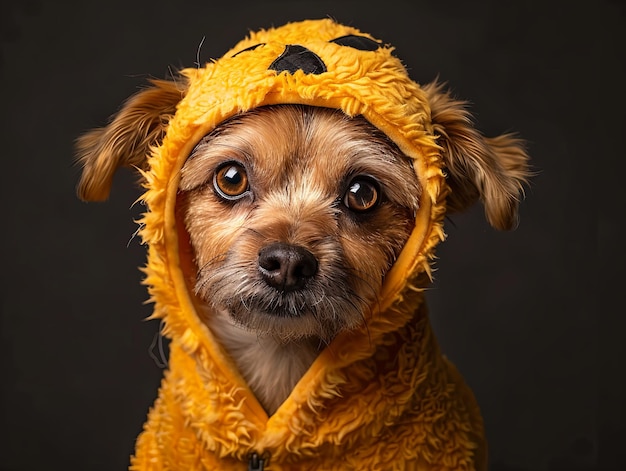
left=130, top=19, right=486, bottom=470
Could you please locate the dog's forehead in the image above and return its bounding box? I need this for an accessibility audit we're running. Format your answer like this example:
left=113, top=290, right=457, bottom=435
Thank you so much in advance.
left=187, top=106, right=408, bottom=175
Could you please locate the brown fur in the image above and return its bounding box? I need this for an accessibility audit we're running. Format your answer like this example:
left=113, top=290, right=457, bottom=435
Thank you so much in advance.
left=76, top=79, right=186, bottom=201
left=76, top=80, right=529, bottom=415
left=423, top=81, right=529, bottom=230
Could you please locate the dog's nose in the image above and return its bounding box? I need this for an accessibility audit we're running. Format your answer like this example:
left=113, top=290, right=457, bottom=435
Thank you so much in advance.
left=258, top=243, right=318, bottom=292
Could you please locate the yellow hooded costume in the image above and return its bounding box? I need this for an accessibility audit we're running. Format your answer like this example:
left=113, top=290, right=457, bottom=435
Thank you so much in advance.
left=78, top=18, right=530, bottom=471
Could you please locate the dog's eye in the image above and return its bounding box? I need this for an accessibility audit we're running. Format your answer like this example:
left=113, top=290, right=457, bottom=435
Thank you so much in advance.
left=343, top=177, right=380, bottom=212
left=214, top=163, right=250, bottom=200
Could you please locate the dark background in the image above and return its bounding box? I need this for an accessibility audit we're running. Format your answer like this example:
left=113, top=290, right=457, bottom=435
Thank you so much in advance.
left=1, top=1, right=623, bottom=470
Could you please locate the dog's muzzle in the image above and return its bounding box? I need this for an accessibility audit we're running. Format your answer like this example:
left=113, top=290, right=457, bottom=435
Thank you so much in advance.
left=258, top=242, right=318, bottom=293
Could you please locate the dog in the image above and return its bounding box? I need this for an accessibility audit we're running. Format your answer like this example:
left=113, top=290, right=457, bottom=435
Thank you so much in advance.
left=77, top=19, right=529, bottom=470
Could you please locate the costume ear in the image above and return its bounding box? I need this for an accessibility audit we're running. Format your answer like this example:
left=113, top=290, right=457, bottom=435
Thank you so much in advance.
left=423, top=81, right=530, bottom=230
left=76, top=78, right=186, bottom=201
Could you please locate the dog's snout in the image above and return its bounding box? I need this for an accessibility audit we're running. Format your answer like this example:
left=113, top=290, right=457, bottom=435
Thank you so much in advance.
left=258, top=243, right=318, bottom=292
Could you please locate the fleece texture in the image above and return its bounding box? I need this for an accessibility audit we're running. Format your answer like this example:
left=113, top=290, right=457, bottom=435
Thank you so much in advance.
left=130, top=19, right=486, bottom=470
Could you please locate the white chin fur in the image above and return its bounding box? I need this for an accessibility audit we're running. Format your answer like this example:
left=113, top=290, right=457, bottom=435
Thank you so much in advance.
left=203, top=307, right=322, bottom=415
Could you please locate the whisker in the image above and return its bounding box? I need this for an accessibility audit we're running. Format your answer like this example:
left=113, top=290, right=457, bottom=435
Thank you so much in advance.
left=195, top=36, right=206, bottom=68
left=196, top=252, right=228, bottom=276
left=148, top=319, right=168, bottom=368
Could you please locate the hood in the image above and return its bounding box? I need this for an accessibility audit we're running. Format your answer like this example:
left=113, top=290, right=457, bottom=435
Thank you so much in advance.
left=141, top=17, right=447, bottom=355
left=131, top=19, right=483, bottom=470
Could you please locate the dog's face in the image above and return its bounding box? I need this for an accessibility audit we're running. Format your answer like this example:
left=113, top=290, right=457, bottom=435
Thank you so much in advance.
left=177, top=105, right=420, bottom=343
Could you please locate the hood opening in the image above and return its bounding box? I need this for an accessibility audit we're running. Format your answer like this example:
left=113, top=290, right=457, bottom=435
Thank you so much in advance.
left=166, top=108, right=443, bottom=421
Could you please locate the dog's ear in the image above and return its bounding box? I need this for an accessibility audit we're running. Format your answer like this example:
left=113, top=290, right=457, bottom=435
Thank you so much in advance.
left=76, top=78, right=186, bottom=201
left=423, top=80, right=530, bottom=230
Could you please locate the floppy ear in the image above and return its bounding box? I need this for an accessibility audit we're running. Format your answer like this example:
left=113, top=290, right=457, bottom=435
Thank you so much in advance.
left=76, top=78, right=186, bottom=201
left=423, top=81, right=530, bottom=230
